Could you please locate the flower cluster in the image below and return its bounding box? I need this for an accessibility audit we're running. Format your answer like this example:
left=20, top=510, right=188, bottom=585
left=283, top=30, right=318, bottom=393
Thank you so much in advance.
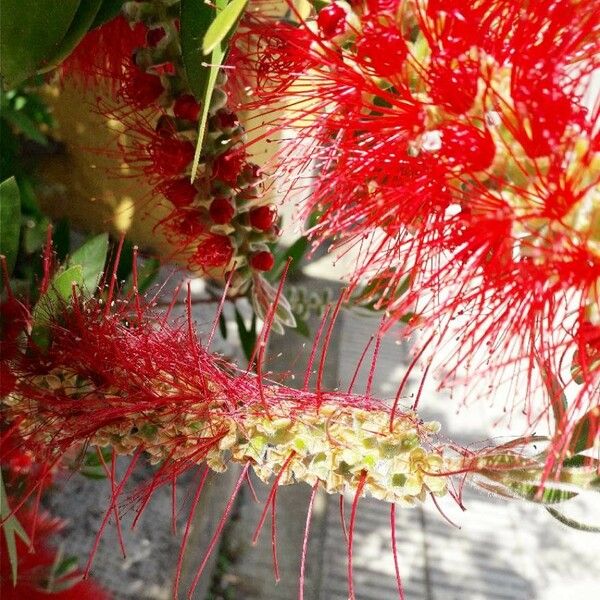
left=59, top=2, right=280, bottom=293
left=3, top=296, right=447, bottom=506
left=238, top=0, right=600, bottom=455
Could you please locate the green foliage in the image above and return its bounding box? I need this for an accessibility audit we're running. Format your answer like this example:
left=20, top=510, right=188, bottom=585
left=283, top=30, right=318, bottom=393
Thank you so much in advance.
left=234, top=305, right=257, bottom=361
left=0, top=0, right=81, bottom=87
left=38, top=0, right=104, bottom=74
left=180, top=0, right=235, bottom=181
left=1, top=470, right=30, bottom=585
left=31, top=265, right=84, bottom=348
left=124, top=257, right=161, bottom=294
left=546, top=506, right=600, bottom=532
left=91, top=0, right=126, bottom=29
left=570, top=407, right=600, bottom=455
left=0, top=176, right=21, bottom=276
left=66, top=233, right=109, bottom=296
left=270, top=236, right=310, bottom=281
left=202, top=0, right=248, bottom=55
left=78, top=447, right=113, bottom=480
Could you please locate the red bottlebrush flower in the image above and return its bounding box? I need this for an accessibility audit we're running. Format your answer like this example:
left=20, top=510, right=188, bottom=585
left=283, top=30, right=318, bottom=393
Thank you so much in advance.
left=249, top=205, right=277, bottom=231
left=237, top=0, right=600, bottom=424
left=211, top=148, right=246, bottom=186
left=60, top=15, right=147, bottom=89
left=0, top=508, right=111, bottom=600
left=146, top=136, right=195, bottom=178
left=173, top=94, right=201, bottom=121
left=119, top=64, right=164, bottom=109
left=209, top=197, right=235, bottom=224
left=356, top=18, right=407, bottom=78
left=0, top=361, right=17, bottom=397
left=159, top=178, right=198, bottom=207
left=215, top=109, right=239, bottom=130
left=250, top=250, right=275, bottom=271
left=161, top=208, right=206, bottom=242
left=146, top=26, right=166, bottom=47
left=317, top=3, right=348, bottom=39
left=191, top=234, right=233, bottom=269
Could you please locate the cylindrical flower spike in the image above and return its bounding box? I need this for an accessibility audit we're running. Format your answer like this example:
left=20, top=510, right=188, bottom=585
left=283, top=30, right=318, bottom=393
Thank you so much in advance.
left=44, top=2, right=282, bottom=303
left=3, top=291, right=597, bottom=510
left=3, top=297, right=447, bottom=507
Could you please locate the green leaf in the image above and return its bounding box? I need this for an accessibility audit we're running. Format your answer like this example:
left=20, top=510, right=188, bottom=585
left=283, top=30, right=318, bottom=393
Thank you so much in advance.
left=31, top=265, right=84, bottom=348
left=202, top=0, right=248, bottom=55
left=218, top=312, right=228, bottom=339
left=0, top=0, right=81, bottom=87
left=39, top=0, right=103, bottom=73
left=294, top=315, right=310, bottom=338
left=270, top=236, right=309, bottom=280
left=234, top=306, right=257, bottom=361
left=546, top=506, right=600, bottom=532
left=180, top=0, right=231, bottom=181
left=510, top=482, right=577, bottom=505
left=22, top=215, right=50, bottom=254
left=67, top=233, right=109, bottom=295
left=78, top=447, right=112, bottom=479
left=2, top=109, right=47, bottom=145
left=124, top=257, right=160, bottom=294
left=91, top=0, right=125, bottom=29
left=0, top=176, right=21, bottom=276
left=52, top=218, right=71, bottom=262
left=1, top=470, right=30, bottom=585
left=570, top=406, right=599, bottom=455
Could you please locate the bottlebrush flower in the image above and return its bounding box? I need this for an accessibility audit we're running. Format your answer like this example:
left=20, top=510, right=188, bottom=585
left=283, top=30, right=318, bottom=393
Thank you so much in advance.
left=239, top=0, right=600, bottom=415
left=2, top=282, right=597, bottom=597
left=50, top=2, right=283, bottom=292
left=0, top=507, right=111, bottom=599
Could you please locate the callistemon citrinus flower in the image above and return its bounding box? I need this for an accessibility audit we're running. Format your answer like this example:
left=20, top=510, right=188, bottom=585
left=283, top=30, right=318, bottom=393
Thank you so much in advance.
left=2, top=279, right=598, bottom=598
left=3, top=295, right=448, bottom=507
left=237, top=0, right=600, bottom=435
left=43, top=3, right=280, bottom=296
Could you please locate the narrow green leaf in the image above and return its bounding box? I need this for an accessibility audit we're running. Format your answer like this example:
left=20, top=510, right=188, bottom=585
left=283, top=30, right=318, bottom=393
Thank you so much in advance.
left=546, top=506, right=600, bottom=532
left=2, top=109, right=48, bottom=145
left=91, top=0, right=125, bottom=29
left=0, top=0, right=81, bottom=87
left=0, top=176, right=21, bottom=276
left=124, top=257, right=160, bottom=294
left=39, top=0, right=103, bottom=73
left=570, top=406, right=599, bottom=455
left=67, top=233, right=109, bottom=295
left=218, top=312, right=228, bottom=339
left=234, top=307, right=257, bottom=361
left=270, top=237, right=309, bottom=280
left=180, top=0, right=232, bottom=181
left=202, top=0, right=248, bottom=55
left=31, top=265, right=84, bottom=348
left=510, top=482, right=577, bottom=505
left=1, top=470, right=30, bottom=585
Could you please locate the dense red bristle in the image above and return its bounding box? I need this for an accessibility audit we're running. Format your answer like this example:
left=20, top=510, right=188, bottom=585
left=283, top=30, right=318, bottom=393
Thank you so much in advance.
left=173, top=94, right=201, bottom=122
left=60, top=15, right=147, bottom=90
left=0, top=506, right=110, bottom=600
left=189, top=235, right=233, bottom=269
left=209, top=197, right=235, bottom=224
left=158, top=178, right=198, bottom=208
left=237, top=0, right=600, bottom=432
left=119, top=64, right=164, bottom=109
left=250, top=250, right=275, bottom=271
